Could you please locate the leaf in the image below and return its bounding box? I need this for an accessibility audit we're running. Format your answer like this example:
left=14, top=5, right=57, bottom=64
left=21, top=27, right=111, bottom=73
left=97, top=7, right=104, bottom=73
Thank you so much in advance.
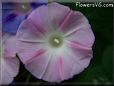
left=101, top=46, right=113, bottom=81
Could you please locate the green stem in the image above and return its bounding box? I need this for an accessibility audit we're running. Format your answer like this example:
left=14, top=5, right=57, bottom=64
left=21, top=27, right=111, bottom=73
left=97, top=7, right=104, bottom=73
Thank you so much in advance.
left=26, top=74, right=31, bottom=84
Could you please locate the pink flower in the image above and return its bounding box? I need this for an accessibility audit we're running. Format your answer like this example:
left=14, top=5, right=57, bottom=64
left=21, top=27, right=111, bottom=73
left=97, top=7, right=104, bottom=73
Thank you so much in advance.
left=16, top=3, right=95, bottom=82
left=0, top=33, right=20, bottom=85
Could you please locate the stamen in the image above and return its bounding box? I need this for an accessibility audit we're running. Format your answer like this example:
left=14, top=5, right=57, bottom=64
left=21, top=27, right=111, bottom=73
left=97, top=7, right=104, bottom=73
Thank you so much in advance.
left=54, top=38, right=60, bottom=44
left=16, top=3, right=31, bottom=13
left=21, top=4, right=27, bottom=9
left=49, top=34, right=63, bottom=48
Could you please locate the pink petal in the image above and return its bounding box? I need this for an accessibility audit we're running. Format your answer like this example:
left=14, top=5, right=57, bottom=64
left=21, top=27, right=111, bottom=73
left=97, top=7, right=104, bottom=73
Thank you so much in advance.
left=59, top=11, right=89, bottom=34
left=0, top=67, right=14, bottom=85
left=66, top=24, right=95, bottom=47
left=58, top=49, right=91, bottom=81
left=69, top=41, right=92, bottom=50
left=42, top=54, right=64, bottom=82
left=24, top=45, right=91, bottom=82
left=25, top=52, right=63, bottom=82
left=17, top=19, right=45, bottom=43
left=28, top=2, right=70, bottom=32
left=47, top=3, right=70, bottom=29
left=3, top=34, right=16, bottom=58
left=0, top=57, right=19, bottom=84
left=0, top=33, right=20, bottom=85
left=28, top=5, right=49, bottom=34
left=64, top=41, right=92, bottom=68
left=25, top=52, right=52, bottom=80
left=16, top=41, right=45, bottom=64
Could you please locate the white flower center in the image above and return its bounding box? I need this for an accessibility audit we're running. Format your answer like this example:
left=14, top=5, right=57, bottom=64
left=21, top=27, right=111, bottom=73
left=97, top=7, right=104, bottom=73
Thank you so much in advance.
left=53, top=38, right=60, bottom=44
left=16, top=3, right=31, bottom=13
left=48, top=34, right=63, bottom=48
left=21, top=4, right=28, bottom=9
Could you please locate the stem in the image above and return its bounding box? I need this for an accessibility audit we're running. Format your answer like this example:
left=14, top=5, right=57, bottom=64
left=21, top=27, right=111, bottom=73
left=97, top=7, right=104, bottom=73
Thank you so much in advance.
left=26, top=74, right=31, bottom=84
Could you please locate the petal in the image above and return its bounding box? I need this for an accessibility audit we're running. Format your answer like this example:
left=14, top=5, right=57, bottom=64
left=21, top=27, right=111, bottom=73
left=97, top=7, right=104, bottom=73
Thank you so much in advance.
left=33, top=0, right=48, bottom=3
left=2, top=57, right=19, bottom=79
left=3, top=15, right=26, bottom=34
left=0, top=69, right=14, bottom=85
left=3, top=33, right=16, bottom=58
left=25, top=51, right=52, bottom=80
left=28, top=5, right=50, bottom=34
left=16, top=41, right=45, bottom=64
left=2, top=3, right=15, bottom=10
left=43, top=44, right=91, bottom=82
left=0, top=33, right=19, bottom=85
left=64, top=46, right=93, bottom=68
left=31, top=0, right=47, bottom=9
left=42, top=55, right=62, bottom=82
left=17, top=19, right=45, bottom=43
left=28, top=2, right=70, bottom=33
left=66, top=24, right=95, bottom=47
left=24, top=50, right=63, bottom=82
left=42, top=48, right=88, bottom=82
left=0, top=57, right=19, bottom=85
left=24, top=44, right=92, bottom=82
left=59, top=11, right=90, bottom=35
left=2, top=10, right=17, bottom=23
left=47, top=2, right=70, bottom=29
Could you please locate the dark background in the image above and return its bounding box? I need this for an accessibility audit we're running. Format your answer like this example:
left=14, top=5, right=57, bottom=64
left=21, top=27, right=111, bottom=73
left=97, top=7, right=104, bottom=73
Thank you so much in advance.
left=10, top=2, right=113, bottom=85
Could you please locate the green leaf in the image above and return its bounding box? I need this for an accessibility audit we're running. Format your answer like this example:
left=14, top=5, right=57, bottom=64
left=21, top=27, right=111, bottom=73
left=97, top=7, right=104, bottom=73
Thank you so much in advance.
left=101, top=46, right=113, bottom=81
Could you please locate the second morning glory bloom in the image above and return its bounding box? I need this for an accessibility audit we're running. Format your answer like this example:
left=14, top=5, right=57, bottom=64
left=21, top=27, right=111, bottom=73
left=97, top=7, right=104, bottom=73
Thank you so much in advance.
left=2, top=1, right=47, bottom=34
left=0, top=33, right=20, bottom=85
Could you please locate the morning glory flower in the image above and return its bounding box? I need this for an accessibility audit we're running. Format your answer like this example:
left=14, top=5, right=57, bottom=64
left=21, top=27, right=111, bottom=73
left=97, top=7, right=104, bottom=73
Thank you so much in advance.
left=0, top=33, right=20, bottom=85
left=2, top=1, right=47, bottom=34
left=16, top=3, right=95, bottom=82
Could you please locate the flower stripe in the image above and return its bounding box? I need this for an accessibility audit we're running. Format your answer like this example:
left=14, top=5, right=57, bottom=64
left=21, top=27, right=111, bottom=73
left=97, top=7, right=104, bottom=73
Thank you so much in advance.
left=25, top=48, right=45, bottom=64
left=59, top=11, right=73, bottom=30
left=29, top=19, right=47, bottom=35
left=68, top=41, right=92, bottom=50
left=58, top=57, right=64, bottom=80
